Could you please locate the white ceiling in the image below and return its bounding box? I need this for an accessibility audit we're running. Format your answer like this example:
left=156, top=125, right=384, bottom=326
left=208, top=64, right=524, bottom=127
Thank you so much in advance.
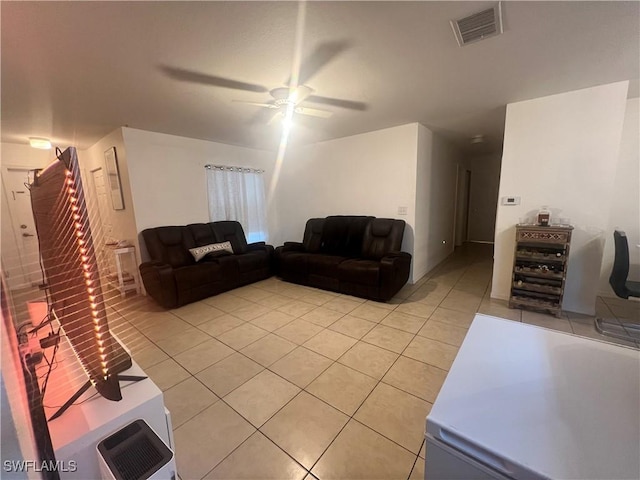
left=2, top=1, right=638, bottom=154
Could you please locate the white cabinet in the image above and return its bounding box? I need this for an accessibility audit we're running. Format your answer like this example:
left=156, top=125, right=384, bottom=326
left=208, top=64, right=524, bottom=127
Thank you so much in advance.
left=44, top=333, right=173, bottom=480
left=426, top=314, right=640, bottom=480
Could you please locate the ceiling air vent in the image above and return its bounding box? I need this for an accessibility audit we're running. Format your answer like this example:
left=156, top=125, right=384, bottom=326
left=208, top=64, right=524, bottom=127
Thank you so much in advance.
left=451, top=3, right=503, bottom=47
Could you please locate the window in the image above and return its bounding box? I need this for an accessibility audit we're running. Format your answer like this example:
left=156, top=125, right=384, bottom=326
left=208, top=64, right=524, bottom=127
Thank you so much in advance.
left=205, top=165, right=268, bottom=243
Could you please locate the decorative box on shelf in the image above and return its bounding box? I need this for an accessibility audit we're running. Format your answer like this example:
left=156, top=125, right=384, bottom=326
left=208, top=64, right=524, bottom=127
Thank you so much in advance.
left=509, top=224, right=573, bottom=317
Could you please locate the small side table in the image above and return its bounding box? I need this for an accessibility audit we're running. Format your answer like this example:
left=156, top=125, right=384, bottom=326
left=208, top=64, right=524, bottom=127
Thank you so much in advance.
left=107, top=245, right=141, bottom=298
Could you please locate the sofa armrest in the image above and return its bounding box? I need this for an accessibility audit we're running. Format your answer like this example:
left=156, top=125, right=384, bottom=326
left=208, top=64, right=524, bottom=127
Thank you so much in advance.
left=139, top=260, right=174, bottom=275
left=281, top=241, right=305, bottom=252
left=381, top=251, right=412, bottom=261
left=380, top=252, right=411, bottom=271
left=380, top=251, right=412, bottom=274
left=245, top=242, right=275, bottom=274
left=378, top=252, right=412, bottom=300
left=247, top=241, right=267, bottom=251
left=139, top=261, right=178, bottom=308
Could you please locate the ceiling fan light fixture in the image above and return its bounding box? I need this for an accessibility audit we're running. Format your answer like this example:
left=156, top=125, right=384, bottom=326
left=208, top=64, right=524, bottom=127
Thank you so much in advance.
left=282, top=116, right=294, bottom=131
left=29, top=137, right=52, bottom=149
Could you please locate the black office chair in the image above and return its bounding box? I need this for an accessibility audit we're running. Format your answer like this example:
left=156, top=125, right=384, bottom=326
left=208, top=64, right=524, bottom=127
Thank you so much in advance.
left=595, top=230, right=640, bottom=342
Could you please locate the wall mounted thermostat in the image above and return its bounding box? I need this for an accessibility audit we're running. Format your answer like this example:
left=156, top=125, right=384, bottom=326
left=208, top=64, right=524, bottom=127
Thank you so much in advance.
left=501, top=196, right=521, bottom=206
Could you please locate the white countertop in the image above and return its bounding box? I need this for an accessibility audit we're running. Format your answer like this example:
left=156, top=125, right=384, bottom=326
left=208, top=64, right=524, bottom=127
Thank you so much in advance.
left=426, top=314, right=640, bottom=480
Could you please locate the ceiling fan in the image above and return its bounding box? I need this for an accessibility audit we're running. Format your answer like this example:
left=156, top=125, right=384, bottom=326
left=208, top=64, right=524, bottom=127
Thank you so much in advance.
left=233, top=85, right=333, bottom=125
left=159, top=40, right=367, bottom=125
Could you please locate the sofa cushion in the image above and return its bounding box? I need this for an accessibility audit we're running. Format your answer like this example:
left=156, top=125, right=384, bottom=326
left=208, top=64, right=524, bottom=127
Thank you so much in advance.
left=307, top=254, right=348, bottom=278
left=211, top=221, right=249, bottom=254
left=362, top=219, right=406, bottom=259
left=320, top=216, right=373, bottom=256
left=235, top=250, right=270, bottom=273
left=320, top=216, right=350, bottom=254
left=278, top=252, right=309, bottom=277
left=142, top=226, right=196, bottom=268
left=187, top=223, right=218, bottom=247
left=302, top=218, right=325, bottom=253
left=173, top=263, right=223, bottom=290
left=338, top=259, right=380, bottom=286
left=189, top=241, right=233, bottom=262
left=205, top=254, right=241, bottom=284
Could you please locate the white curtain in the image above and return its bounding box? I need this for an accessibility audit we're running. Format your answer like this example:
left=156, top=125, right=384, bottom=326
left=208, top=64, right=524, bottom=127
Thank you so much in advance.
left=206, top=166, right=268, bottom=243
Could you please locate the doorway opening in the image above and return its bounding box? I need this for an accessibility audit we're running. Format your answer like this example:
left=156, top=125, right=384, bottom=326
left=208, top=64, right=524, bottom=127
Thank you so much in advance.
left=454, top=166, right=472, bottom=246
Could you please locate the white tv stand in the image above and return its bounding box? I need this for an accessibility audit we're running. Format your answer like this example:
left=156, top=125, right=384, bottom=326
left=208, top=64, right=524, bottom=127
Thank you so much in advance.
left=38, top=327, right=172, bottom=480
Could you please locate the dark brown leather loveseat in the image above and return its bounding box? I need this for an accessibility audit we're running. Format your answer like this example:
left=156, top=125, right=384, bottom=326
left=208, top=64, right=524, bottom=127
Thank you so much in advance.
left=139, top=221, right=273, bottom=308
left=275, top=216, right=411, bottom=301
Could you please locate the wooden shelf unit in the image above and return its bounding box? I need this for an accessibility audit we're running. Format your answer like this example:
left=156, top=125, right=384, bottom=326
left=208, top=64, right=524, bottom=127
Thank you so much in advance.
left=509, top=224, right=573, bottom=317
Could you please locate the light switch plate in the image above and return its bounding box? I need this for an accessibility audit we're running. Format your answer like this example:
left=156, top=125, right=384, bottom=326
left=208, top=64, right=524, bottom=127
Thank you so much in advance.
left=397, top=206, right=408, bottom=215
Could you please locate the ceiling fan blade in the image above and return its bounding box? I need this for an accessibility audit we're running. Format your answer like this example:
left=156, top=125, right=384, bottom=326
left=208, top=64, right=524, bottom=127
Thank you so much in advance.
left=267, top=111, right=284, bottom=126
left=294, top=107, right=333, bottom=118
left=306, top=95, right=368, bottom=111
left=233, top=100, right=279, bottom=109
left=248, top=108, right=275, bottom=126
left=286, top=39, right=351, bottom=86
left=159, top=66, right=269, bottom=93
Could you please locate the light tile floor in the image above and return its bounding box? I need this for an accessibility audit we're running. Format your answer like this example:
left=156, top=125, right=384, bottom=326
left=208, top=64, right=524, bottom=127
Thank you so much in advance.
left=8, top=243, right=639, bottom=479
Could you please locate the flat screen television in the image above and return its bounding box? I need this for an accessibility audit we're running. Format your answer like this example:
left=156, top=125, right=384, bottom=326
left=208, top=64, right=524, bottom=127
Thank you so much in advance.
left=30, top=147, right=132, bottom=417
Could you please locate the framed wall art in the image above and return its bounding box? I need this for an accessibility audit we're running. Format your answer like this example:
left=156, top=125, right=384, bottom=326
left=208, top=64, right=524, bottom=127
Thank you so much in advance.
left=104, top=147, right=125, bottom=210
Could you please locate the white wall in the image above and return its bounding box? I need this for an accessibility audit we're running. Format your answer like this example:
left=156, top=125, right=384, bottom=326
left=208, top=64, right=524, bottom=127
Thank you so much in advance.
left=413, top=125, right=459, bottom=280
left=122, top=128, right=276, bottom=260
left=459, top=153, right=502, bottom=243
left=492, top=81, right=629, bottom=315
left=274, top=124, right=420, bottom=278
left=80, top=128, right=142, bottom=280
left=599, top=97, right=640, bottom=295
left=81, top=129, right=138, bottom=249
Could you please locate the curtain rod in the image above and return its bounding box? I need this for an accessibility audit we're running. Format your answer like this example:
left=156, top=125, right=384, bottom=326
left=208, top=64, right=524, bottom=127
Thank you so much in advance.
left=204, top=164, right=264, bottom=174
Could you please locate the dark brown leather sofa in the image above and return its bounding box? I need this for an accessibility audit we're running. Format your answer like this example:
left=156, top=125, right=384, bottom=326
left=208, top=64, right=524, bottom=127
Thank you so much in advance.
left=139, top=221, right=273, bottom=308
left=275, top=216, right=411, bottom=301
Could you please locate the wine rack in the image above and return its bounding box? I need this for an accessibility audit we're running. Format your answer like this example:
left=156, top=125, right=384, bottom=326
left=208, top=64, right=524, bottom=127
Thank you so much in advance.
left=509, top=224, right=573, bottom=317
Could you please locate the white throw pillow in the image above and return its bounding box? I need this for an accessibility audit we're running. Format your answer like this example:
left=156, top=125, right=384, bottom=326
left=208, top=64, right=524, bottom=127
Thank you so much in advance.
left=189, top=241, right=234, bottom=262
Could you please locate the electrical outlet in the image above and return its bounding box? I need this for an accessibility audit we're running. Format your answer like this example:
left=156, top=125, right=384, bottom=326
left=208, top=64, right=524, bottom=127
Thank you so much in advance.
left=397, top=206, right=408, bottom=215
left=501, top=196, right=521, bottom=206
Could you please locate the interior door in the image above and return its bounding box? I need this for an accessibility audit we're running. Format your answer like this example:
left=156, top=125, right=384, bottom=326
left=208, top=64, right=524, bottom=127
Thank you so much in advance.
left=1, top=168, right=43, bottom=289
